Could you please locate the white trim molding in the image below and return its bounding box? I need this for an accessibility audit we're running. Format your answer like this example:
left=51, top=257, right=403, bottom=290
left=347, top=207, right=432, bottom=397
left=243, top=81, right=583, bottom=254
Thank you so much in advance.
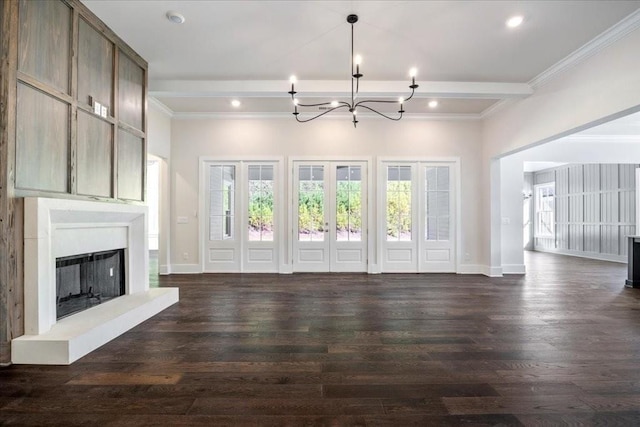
left=502, top=264, right=527, bottom=274
left=529, top=9, right=640, bottom=88
left=148, top=96, right=174, bottom=117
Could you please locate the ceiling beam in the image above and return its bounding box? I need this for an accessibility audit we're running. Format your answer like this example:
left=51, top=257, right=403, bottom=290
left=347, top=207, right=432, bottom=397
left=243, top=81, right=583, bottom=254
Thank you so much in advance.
left=149, top=80, right=533, bottom=100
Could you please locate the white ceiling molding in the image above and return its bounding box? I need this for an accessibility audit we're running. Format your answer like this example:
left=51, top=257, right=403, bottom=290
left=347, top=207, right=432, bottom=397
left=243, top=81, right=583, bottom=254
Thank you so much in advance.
left=148, top=96, right=174, bottom=117
left=150, top=80, right=532, bottom=100
left=479, top=99, right=518, bottom=119
left=171, top=111, right=482, bottom=121
left=529, top=8, right=640, bottom=88
left=559, top=134, right=640, bottom=143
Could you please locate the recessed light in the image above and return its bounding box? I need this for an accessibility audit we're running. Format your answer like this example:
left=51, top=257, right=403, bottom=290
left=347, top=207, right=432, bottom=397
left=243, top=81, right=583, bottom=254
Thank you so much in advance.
left=428, top=100, right=438, bottom=109
left=231, top=99, right=241, bottom=108
left=166, top=11, right=185, bottom=24
left=506, top=15, right=523, bottom=28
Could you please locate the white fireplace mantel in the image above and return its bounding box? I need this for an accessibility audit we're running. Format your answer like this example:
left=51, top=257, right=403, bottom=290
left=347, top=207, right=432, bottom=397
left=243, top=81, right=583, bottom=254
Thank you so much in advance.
left=12, top=197, right=179, bottom=365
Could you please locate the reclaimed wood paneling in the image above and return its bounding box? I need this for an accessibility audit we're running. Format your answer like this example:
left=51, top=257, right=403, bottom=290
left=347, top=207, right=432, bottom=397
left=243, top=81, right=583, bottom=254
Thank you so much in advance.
left=76, top=110, right=112, bottom=197
left=0, top=0, right=24, bottom=366
left=117, top=129, right=143, bottom=201
left=2, top=0, right=148, bottom=365
left=18, top=0, right=70, bottom=94
left=118, top=51, right=144, bottom=131
left=15, top=83, right=69, bottom=193
left=77, top=17, right=113, bottom=110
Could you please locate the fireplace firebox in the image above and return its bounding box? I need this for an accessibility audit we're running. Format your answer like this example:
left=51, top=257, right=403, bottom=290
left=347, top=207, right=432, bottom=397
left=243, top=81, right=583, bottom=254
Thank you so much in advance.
left=56, top=249, right=126, bottom=319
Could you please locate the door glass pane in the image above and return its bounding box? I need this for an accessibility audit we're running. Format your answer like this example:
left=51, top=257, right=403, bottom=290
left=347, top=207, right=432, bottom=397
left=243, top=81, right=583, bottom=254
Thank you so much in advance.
left=386, top=166, right=412, bottom=241
left=209, top=165, right=235, bottom=241
left=336, top=165, right=362, bottom=241
left=298, top=165, right=324, bottom=241
left=248, top=165, right=274, bottom=241
left=425, top=166, right=450, bottom=241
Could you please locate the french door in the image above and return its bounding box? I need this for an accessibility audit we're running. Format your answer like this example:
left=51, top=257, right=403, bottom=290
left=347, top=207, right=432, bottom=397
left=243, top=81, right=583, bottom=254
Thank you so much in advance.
left=381, top=161, right=456, bottom=272
left=292, top=161, right=368, bottom=272
left=203, top=160, right=280, bottom=272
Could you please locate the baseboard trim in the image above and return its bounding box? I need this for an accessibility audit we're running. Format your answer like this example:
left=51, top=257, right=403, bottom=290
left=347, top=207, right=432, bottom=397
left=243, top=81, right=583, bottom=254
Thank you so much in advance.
left=502, top=264, right=526, bottom=274
left=158, top=264, right=171, bottom=275
left=457, top=264, right=484, bottom=274
left=533, top=247, right=626, bottom=264
left=483, top=266, right=504, bottom=277
left=170, top=264, right=202, bottom=274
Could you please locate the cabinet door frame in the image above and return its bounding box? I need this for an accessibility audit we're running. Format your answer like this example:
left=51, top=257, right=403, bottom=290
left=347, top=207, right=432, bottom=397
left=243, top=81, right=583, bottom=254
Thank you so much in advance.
left=377, top=157, right=462, bottom=274
left=198, top=156, right=285, bottom=273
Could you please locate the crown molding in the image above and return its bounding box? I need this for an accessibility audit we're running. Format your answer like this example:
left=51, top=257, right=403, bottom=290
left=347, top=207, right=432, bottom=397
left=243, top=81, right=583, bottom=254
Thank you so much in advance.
left=529, top=9, right=640, bottom=88
left=148, top=96, right=174, bottom=117
left=560, top=134, right=640, bottom=143
left=171, top=111, right=481, bottom=121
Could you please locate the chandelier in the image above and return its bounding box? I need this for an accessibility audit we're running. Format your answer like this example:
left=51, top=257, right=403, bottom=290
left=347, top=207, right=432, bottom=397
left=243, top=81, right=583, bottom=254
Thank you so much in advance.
left=288, top=14, right=419, bottom=128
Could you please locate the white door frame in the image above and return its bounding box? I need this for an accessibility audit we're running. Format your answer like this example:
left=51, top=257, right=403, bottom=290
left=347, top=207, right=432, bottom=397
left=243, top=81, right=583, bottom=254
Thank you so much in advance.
left=198, top=156, right=285, bottom=273
left=288, top=156, right=374, bottom=273
left=377, top=157, right=462, bottom=274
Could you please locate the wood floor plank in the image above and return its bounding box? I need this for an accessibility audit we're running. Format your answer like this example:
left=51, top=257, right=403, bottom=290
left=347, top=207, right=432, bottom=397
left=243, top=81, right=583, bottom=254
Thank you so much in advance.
left=2, top=251, right=640, bottom=423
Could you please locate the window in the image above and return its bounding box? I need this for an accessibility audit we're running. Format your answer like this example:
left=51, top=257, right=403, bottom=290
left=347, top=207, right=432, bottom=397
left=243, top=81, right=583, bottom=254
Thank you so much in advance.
left=425, top=166, right=450, bottom=241
left=298, top=166, right=325, bottom=242
left=535, top=183, right=555, bottom=238
left=386, top=166, right=412, bottom=241
left=209, top=165, right=235, bottom=240
left=336, top=166, right=362, bottom=241
left=247, top=165, right=274, bottom=241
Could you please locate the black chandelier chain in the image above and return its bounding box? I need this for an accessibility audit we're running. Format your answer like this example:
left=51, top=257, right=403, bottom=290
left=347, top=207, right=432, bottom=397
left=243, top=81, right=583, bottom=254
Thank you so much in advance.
left=288, top=14, right=419, bottom=128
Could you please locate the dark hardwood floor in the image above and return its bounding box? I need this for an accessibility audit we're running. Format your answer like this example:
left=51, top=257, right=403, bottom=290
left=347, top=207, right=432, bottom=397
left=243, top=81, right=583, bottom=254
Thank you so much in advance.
left=2, top=252, right=640, bottom=426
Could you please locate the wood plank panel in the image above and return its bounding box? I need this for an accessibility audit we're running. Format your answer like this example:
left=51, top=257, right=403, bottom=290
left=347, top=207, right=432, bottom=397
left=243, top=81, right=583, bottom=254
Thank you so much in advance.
left=118, top=51, right=144, bottom=131
left=117, top=129, right=143, bottom=200
left=15, top=83, right=69, bottom=192
left=77, top=17, right=113, bottom=110
left=18, top=0, right=70, bottom=93
left=568, top=164, right=583, bottom=194
left=76, top=110, right=112, bottom=197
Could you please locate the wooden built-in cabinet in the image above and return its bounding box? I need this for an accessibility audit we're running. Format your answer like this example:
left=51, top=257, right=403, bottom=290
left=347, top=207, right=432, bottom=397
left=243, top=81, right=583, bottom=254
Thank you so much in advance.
left=13, top=0, right=147, bottom=202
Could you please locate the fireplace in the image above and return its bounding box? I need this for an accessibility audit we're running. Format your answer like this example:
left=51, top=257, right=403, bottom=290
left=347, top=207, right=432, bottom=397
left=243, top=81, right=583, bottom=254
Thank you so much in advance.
left=56, top=249, right=126, bottom=320
left=13, top=197, right=179, bottom=365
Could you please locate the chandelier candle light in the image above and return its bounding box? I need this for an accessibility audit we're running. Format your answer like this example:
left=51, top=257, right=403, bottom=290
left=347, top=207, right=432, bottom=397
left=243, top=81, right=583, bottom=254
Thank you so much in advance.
left=288, top=14, right=419, bottom=128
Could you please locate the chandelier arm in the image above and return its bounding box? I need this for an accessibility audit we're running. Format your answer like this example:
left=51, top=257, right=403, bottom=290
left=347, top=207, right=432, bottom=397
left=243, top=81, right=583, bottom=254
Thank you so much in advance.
left=357, top=104, right=403, bottom=121
left=296, top=101, right=338, bottom=108
left=294, top=101, right=351, bottom=109
left=403, top=87, right=417, bottom=102
left=294, top=105, right=351, bottom=123
left=354, top=88, right=416, bottom=108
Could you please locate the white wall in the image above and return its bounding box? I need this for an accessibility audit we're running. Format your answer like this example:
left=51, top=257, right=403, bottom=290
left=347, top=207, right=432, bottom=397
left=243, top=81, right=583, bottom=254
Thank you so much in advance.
left=147, top=102, right=172, bottom=274
left=500, top=156, right=525, bottom=273
left=169, top=117, right=483, bottom=272
left=147, top=101, right=172, bottom=159
left=482, top=27, right=640, bottom=270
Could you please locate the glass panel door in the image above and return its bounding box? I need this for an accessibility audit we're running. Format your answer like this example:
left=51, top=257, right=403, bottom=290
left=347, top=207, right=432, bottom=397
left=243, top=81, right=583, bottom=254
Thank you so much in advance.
left=293, top=163, right=330, bottom=272
left=244, top=163, right=279, bottom=272
left=205, top=163, right=241, bottom=272
left=420, top=164, right=455, bottom=272
left=331, top=163, right=367, bottom=272
left=381, top=164, right=417, bottom=272
left=293, top=161, right=368, bottom=272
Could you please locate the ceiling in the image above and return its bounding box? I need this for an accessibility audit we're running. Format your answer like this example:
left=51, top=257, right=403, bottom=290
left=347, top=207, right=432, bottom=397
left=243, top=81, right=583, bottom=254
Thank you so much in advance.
left=82, top=1, right=640, bottom=116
